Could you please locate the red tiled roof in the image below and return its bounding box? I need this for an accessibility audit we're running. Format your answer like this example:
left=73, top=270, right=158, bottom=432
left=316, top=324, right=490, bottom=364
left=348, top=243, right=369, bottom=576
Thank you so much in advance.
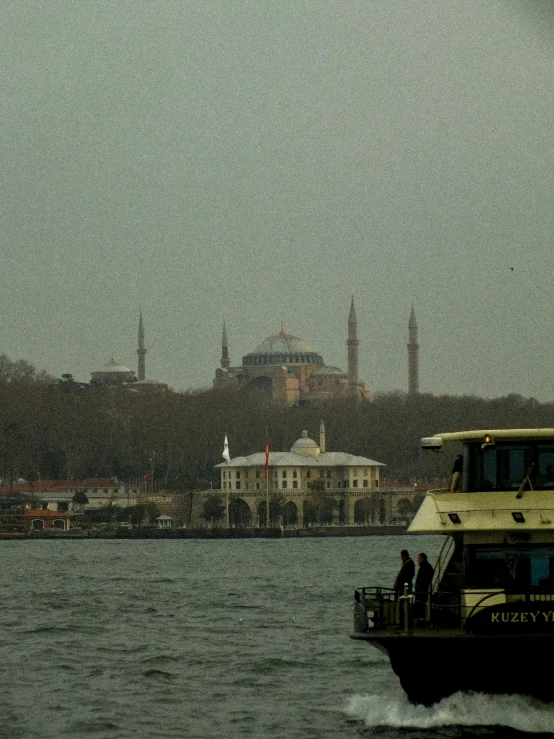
left=0, top=481, right=67, bottom=494
left=24, top=509, right=72, bottom=518
left=0, top=478, right=121, bottom=496
left=60, top=478, right=116, bottom=489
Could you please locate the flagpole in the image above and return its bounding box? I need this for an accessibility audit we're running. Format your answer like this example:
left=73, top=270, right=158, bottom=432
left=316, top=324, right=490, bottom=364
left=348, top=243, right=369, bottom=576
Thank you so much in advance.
left=265, top=430, right=270, bottom=528
left=266, top=470, right=269, bottom=528
left=222, top=434, right=231, bottom=528
left=226, top=462, right=229, bottom=528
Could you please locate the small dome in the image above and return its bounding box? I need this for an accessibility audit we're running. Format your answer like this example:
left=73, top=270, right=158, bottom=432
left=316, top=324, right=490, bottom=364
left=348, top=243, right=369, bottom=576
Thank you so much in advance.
left=95, top=356, right=133, bottom=374
left=291, top=430, right=320, bottom=456
left=91, top=355, right=137, bottom=386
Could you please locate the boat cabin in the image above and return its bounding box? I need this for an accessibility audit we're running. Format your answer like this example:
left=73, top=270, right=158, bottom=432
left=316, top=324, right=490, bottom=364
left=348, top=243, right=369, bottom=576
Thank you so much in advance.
left=355, top=429, right=554, bottom=634
left=351, top=429, right=554, bottom=705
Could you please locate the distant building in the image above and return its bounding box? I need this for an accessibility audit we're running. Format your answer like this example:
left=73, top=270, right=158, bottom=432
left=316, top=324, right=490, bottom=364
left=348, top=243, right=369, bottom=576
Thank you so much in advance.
left=213, top=299, right=369, bottom=404
left=90, top=313, right=169, bottom=391
left=208, top=423, right=384, bottom=527
left=0, top=478, right=141, bottom=512
left=83, top=304, right=419, bottom=398
left=90, top=356, right=137, bottom=386
left=407, top=305, right=420, bottom=395
left=137, top=309, right=146, bottom=381
left=23, top=509, right=71, bottom=532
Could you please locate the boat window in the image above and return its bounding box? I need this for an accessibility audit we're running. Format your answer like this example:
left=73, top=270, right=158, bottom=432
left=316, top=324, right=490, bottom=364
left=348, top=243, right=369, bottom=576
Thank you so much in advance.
left=467, top=545, right=554, bottom=589
left=498, top=446, right=529, bottom=489
left=481, top=447, right=497, bottom=490
left=537, top=446, right=554, bottom=489
left=470, top=444, right=534, bottom=491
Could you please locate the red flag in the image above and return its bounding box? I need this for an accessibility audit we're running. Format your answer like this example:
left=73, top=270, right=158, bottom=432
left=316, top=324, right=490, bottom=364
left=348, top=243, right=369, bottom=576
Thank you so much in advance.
left=264, top=434, right=270, bottom=475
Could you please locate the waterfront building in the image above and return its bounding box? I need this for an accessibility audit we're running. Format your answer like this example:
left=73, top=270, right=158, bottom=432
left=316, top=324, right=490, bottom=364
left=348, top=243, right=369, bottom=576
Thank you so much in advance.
left=23, top=509, right=72, bottom=532
left=0, top=478, right=141, bottom=512
left=211, top=424, right=384, bottom=527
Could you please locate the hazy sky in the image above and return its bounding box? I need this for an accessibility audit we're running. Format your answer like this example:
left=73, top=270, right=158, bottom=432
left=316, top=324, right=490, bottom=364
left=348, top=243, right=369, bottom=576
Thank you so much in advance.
left=2, top=1, right=554, bottom=399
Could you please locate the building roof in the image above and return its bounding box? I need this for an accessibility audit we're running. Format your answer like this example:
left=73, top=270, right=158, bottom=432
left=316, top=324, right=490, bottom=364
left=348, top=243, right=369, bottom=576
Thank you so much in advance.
left=251, top=331, right=315, bottom=355
left=61, top=478, right=118, bottom=489
left=0, top=479, right=66, bottom=494
left=94, top=356, right=133, bottom=374
left=216, top=451, right=384, bottom=468
left=421, top=428, right=554, bottom=450
left=242, top=329, right=324, bottom=367
left=291, top=432, right=319, bottom=451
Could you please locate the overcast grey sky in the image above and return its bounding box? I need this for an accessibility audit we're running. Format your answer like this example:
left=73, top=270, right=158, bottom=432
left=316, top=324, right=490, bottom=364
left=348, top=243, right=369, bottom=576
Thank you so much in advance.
left=2, top=1, right=554, bottom=399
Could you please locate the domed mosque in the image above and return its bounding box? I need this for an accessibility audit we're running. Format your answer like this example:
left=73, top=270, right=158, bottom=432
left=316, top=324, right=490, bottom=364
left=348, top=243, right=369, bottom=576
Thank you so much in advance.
left=90, top=311, right=168, bottom=391
left=213, top=299, right=370, bottom=404
left=90, top=355, right=137, bottom=386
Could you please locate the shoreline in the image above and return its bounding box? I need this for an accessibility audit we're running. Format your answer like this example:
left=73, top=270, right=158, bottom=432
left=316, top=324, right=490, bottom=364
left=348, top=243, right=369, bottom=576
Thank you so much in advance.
left=0, top=525, right=408, bottom=541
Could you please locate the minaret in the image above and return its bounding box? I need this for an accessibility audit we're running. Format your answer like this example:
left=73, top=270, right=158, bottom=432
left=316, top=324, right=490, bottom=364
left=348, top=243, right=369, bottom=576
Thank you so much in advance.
left=407, top=305, right=419, bottom=395
left=137, top=309, right=146, bottom=381
left=220, top=321, right=230, bottom=369
left=347, top=297, right=360, bottom=399
left=319, top=420, right=326, bottom=454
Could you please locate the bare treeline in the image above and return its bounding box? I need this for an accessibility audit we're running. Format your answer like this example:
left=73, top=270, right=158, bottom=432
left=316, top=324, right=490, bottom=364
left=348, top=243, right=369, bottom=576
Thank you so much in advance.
left=1, top=356, right=553, bottom=488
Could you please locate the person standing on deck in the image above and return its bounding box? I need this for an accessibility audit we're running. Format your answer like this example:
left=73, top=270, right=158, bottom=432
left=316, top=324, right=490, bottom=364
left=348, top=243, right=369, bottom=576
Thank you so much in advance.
left=414, top=552, right=434, bottom=622
left=450, top=454, right=463, bottom=492
left=394, top=549, right=415, bottom=629
left=394, top=550, right=415, bottom=594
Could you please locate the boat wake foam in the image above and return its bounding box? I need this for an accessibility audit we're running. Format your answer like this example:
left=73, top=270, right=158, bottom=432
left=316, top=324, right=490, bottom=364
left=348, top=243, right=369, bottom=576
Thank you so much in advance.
left=345, top=691, right=554, bottom=733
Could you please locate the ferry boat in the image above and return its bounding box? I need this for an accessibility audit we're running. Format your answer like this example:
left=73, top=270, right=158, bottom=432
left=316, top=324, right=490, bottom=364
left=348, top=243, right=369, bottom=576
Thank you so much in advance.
left=351, top=428, right=554, bottom=705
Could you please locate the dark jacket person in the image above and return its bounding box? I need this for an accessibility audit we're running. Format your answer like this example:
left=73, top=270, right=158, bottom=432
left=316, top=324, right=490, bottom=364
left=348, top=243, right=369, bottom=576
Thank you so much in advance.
left=414, top=552, right=434, bottom=620
left=394, top=550, right=415, bottom=594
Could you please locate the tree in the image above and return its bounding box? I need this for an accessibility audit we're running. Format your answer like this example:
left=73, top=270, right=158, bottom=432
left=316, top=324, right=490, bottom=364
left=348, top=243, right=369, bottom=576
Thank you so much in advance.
left=203, top=495, right=225, bottom=524
left=356, top=494, right=381, bottom=524
left=26, top=493, right=42, bottom=510
left=58, top=374, right=89, bottom=390
left=144, top=502, right=161, bottom=523
left=269, top=494, right=286, bottom=526
left=129, top=504, right=147, bottom=528
left=396, top=494, right=424, bottom=520
left=72, top=490, right=89, bottom=512
left=2, top=369, right=554, bottom=489
left=126, top=502, right=161, bottom=527
left=305, top=479, right=337, bottom=525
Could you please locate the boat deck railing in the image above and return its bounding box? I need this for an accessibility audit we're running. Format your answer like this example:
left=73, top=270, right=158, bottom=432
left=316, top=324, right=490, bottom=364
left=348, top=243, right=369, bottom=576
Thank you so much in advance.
left=354, top=585, right=554, bottom=633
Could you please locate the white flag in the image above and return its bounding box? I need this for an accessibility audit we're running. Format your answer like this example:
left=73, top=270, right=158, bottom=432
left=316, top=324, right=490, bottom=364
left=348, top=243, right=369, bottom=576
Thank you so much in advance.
left=222, top=434, right=231, bottom=462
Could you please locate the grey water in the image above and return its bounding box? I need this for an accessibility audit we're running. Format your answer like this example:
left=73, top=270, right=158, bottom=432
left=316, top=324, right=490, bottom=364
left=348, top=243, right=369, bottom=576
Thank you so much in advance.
left=0, top=536, right=553, bottom=739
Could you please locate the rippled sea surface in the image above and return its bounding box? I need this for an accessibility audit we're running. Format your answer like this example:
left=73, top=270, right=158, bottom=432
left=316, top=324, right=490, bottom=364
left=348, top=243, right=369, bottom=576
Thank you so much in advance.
left=1, top=535, right=553, bottom=738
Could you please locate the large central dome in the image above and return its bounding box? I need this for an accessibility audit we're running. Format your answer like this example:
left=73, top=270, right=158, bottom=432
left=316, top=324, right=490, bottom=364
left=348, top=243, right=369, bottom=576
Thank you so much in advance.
left=242, top=330, right=324, bottom=367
